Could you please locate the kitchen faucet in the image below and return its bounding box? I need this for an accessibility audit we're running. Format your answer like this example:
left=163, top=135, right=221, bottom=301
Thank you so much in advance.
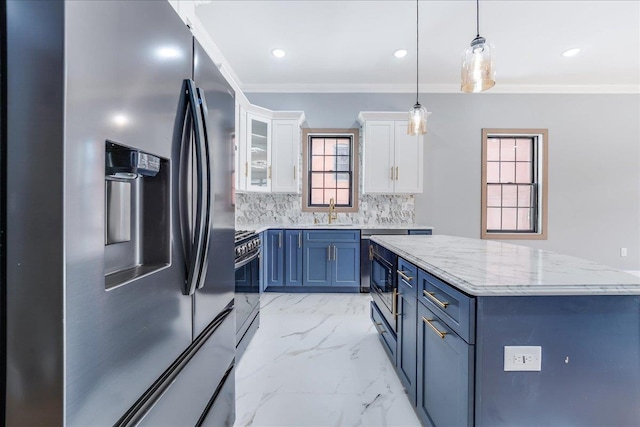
left=328, top=197, right=337, bottom=224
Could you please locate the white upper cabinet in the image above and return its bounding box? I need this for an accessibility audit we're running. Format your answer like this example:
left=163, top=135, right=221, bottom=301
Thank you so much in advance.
left=234, top=104, right=248, bottom=192
left=359, top=112, right=424, bottom=194
left=246, top=112, right=271, bottom=192
left=235, top=103, right=304, bottom=193
left=363, top=121, right=395, bottom=193
left=271, top=119, right=301, bottom=193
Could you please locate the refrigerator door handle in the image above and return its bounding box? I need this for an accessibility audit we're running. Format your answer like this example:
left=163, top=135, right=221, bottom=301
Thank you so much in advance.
left=194, top=87, right=213, bottom=290
left=179, top=79, right=207, bottom=296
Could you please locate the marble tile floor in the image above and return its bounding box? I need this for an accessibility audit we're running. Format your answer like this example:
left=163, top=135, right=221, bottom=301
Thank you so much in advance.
left=234, top=293, right=421, bottom=427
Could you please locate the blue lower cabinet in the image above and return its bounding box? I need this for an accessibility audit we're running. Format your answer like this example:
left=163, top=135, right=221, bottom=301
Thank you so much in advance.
left=303, top=242, right=332, bottom=287
left=397, top=279, right=417, bottom=404
left=416, top=302, right=474, bottom=427
left=302, top=230, right=360, bottom=288
left=265, top=230, right=284, bottom=287
left=332, top=242, right=360, bottom=287
left=371, top=301, right=397, bottom=364
left=284, top=230, right=303, bottom=286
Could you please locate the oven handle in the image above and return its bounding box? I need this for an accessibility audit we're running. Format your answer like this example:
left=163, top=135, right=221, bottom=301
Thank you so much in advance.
left=372, top=252, right=393, bottom=270
left=234, top=249, right=261, bottom=270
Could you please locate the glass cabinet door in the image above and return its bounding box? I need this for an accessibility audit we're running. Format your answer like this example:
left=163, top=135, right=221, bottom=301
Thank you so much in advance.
left=247, top=114, right=271, bottom=191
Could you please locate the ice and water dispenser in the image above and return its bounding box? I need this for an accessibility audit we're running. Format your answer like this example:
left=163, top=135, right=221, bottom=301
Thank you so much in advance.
left=104, top=141, right=170, bottom=289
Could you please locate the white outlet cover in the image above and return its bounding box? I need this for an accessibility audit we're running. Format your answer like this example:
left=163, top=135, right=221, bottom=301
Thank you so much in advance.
left=504, top=346, right=542, bottom=371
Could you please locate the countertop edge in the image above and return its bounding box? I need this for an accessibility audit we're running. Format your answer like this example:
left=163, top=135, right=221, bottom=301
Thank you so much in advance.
left=239, top=224, right=435, bottom=234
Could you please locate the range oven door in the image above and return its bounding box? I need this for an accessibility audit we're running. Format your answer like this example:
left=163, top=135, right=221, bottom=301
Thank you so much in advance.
left=370, top=243, right=397, bottom=332
left=234, top=249, right=260, bottom=341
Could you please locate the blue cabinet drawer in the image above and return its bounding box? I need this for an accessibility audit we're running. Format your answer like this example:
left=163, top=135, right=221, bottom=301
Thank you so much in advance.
left=371, top=301, right=396, bottom=364
left=416, top=303, right=474, bottom=427
left=397, top=258, right=418, bottom=299
left=418, top=269, right=475, bottom=344
left=303, top=230, right=360, bottom=243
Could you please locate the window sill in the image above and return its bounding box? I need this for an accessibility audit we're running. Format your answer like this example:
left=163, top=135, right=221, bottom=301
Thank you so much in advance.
left=482, top=232, right=547, bottom=240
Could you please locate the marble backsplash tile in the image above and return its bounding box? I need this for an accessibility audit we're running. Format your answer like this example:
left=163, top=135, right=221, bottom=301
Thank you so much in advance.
left=235, top=193, right=414, bottom=225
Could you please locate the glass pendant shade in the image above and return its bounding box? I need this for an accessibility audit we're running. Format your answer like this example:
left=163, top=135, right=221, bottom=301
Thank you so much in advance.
left=461, top=36, right=495, bottom=93
left=407, top=102, right=427, bottom=136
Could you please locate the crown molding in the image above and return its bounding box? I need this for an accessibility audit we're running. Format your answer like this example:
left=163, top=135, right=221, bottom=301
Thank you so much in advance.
left=241, top=82, right=640, bottom=95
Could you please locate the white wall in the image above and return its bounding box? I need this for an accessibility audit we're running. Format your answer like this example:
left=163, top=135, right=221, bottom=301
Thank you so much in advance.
left=247, top=92, right=640, bottom=271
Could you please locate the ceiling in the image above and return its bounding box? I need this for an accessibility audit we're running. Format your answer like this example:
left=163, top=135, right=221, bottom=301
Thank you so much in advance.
left=195, top=1, right=640, bottom=93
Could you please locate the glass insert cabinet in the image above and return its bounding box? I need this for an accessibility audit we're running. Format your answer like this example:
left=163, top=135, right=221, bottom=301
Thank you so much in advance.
left=247, top=113, right=271, bottom=192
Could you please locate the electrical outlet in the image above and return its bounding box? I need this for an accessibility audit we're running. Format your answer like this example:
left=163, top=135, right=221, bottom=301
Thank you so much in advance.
left=621, top=248, right=628, bottom=257
left=504, top=346, right=542, bottom=371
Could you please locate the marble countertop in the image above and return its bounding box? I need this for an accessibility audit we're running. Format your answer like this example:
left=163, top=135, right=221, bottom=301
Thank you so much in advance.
left=238, top=223, right=434, bottom=234
left=370, top=235, right=640, bottom=296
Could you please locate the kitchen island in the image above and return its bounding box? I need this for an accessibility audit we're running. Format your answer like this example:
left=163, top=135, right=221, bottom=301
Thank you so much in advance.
left=369, top=235, right=640, bottom=427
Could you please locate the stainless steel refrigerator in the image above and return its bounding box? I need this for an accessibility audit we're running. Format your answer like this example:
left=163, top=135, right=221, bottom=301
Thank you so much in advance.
left=2, top=1, right=236, bottom=425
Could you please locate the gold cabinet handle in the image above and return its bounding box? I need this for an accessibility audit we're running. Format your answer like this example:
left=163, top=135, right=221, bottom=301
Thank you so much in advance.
left=390, top=167, right=394, bottom=180
left=423, top=290, right=449, bottom=309
left=422, top=316, right=447, bottom=339
left=278, top=232, right=282, bottom=248
left=298, top=231, right=302, bottom=248
left=245, top=162, right=248, bottom=177
left=392, top=288, right=398, bottom=317
left=293, top=165, right=296, bottom=180
left=395, top=166, right=399, bottom=180
left=268, top=166, right=272, bottom=179
left=369, top=244, right=373, bottom=261
left=374, top=322, right=387, bottom=334
left=397, top=270, right=413, bottom=282
left=327, top=245, right=331, bottom=261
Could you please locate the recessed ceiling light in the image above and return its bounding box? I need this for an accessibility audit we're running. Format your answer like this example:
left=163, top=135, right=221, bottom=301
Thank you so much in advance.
left=393, top=49, right=408, bottom=58
left=112, top=114, right=129, bottom=127
left=562, top=48, right=580, bottom=57
left=393, top=49, right=407, bottom=58
left=271, top=48, right=286, bottom=58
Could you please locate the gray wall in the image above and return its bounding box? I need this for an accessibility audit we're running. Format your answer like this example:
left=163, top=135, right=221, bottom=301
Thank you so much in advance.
left=248, top=92, right=640, bottom=271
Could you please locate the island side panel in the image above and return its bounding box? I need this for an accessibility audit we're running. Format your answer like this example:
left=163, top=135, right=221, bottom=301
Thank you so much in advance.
left=475, top=295, right=640, bottom=427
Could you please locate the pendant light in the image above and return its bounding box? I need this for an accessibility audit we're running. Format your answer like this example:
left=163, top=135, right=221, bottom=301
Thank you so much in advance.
left=461, top=0, right=495, bottom=93
left=408, top=0, right=429, bottom=136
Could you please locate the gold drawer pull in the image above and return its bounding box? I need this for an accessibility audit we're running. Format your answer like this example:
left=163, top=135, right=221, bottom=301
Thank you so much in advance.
left=422, top=316, right=447, bottom=339
left=397, top=270, right=413, bottom=282
left=423, top=290, right=449, bottom=309
left=374, top=322, right=387, bottom=334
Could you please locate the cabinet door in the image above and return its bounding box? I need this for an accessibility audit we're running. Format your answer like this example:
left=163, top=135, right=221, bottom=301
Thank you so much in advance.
left=332, top=242, right=360, bottom=288
left=303, top=242, right=332, bottom=287
left=246, top=113, right=271, bottom=192
left=393, top=121, right=423, bottom=194
left=265, top=230, right=284, bottom=287
left=271, top=119, right=299, bottom=193
left=416, top=303, right=474, bottom=427
left=397, top=280, right=417, bottom=404
left=363, top=121, right=394, bottom=194
left=235, top=104, right=248, bottom=192
left=284, top=230, right=303, bottom=286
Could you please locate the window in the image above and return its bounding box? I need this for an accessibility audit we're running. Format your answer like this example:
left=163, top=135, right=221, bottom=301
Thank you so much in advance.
left=481, top=129, right=548, bottom=239
left=302, top=128, right=359, bottom=213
